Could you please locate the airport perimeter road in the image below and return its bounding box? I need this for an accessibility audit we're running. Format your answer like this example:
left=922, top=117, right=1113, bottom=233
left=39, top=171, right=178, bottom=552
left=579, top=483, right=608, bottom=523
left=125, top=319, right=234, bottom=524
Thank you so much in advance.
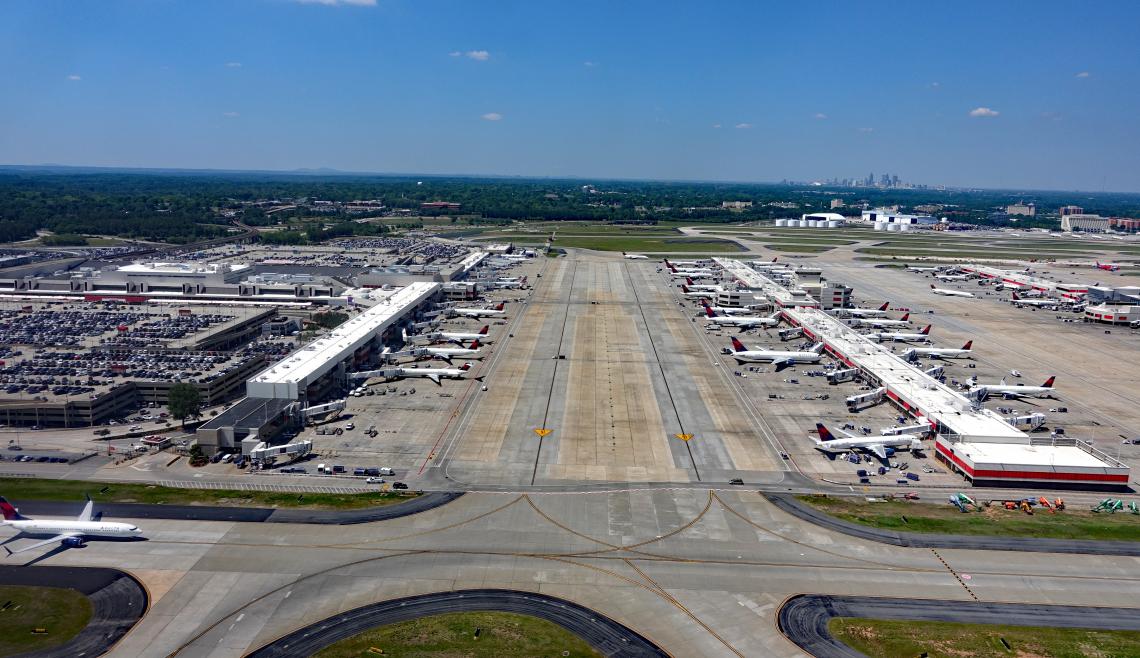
left=778, top=594, right=1140, bottom=658
left=22, top=488, right=1140, bottom=657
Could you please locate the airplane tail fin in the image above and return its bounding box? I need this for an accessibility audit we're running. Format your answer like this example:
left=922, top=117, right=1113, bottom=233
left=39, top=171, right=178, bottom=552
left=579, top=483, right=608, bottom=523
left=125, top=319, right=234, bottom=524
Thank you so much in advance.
left=878, top=302, right=889, bottom=311
left=0, top=496, right=28, bottom=521
left=811, top=342, right=825, bottom=354
left=495, top=303, right=505, bottom=311
left=1043, top=376, right=1055, bottom=388
left=470, top=339, right=481, bottom=350
left=900, top=312, right=909, bottom=321
left=815, top=423, right=837, bottom=442
left=920, top=324, right=931, bottom=335
left=682, top=285, right=691, bottom=293
left=962, top=340, right=973, bottom=350
left=686, top=277, right=694, bottom=285
left=1012, top=291, right=1021, bottom=300
left=479, top=325, right=489, bottom=335
left=730, top=337, right=747, bottom=353
left=772, top=257, right=778, bottom=263
left=460, top=363, right=472, bottom=371
left=705, top=306, right=716, bottom=318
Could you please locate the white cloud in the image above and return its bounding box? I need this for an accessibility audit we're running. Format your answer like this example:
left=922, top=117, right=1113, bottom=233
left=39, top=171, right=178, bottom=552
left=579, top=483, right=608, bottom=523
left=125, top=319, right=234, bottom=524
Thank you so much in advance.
left=930, top=81, right=940, bottom=88
left=584, top=61, right=597, bottom=67
left=295, top=0, right=377, bottom=5
left=813, top=113, right=827, bottom=120
left=711, top=123, right=722, bottom=129
left=449, top=51, right=462, bottom=57
left=734, top=122, right=752, bottom=129
left=225, top=62, right=242, bottom=68
left=858, top=127, right=874, bottom=133
left=222, top=111, right=240, bottom=118
left=66, top=74, right=81, bottom=81
left=1075, top=71, right=1090, bottom=78
left=481, top=112, right=503, bottom=121
left=465, top=50, right=490, bottom=61
left=969, top=106, right=1000, bottom=117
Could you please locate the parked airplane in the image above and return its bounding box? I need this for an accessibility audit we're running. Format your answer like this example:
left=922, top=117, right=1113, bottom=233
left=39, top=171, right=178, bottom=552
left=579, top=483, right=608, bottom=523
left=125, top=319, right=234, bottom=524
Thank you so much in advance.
left=929, top=285, right=975, bottom=298
left=901, top=341, right=973, bottom=360
left=699, top=300, right=763, bottom=316
left=663, top=258, right=707, bottom=268
left=853, top=313, right=911, bottom=328
left=622, top=252, right=649, bottom=259
left=812, top=423, right=924, bottom=460
left=839, top=302, right=891, bottom=318
left=680, top=284, right=713, bottom=298
left=351, top=362, right=480, bottom=386
left=969, top=376, right=1056, bottom=400
left=413, top=325, right=492, bottom=346
left=866, top=325, right=932, bottom=343
left=728, top=337, right=824, bottom=370
left=493, top=277, right=526, bottom=289
left=2, top=496, right=142, bottom=556
left=935, top=274, right=969, bottom=282
left=1096, top=261, right=1120, bottom=272
left=1011, top=291, right=1059, bottom=309
left=684, top=277, right=722, bottom=292
left=704, top=307, right=780, bottom=329
left=450, top=302, right=506, bottom=318
left=906, top=265, right=941, bottom=273
left=417, top=340, right=484, bottom=364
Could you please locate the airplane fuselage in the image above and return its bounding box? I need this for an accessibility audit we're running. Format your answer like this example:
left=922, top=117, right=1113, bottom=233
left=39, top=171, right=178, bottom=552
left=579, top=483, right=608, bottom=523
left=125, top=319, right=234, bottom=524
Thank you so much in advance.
left=3, top=519, right=140, bottom=538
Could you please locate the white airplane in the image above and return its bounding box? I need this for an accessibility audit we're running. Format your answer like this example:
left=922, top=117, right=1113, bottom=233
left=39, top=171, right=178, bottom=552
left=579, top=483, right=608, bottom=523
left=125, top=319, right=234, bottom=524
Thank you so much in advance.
left=700, top=300, right=764, bottom=316
left=935, top=274, right=969, bottom=282
left=414, top=325, right=491, bottom=346
left=683, top=277, right=722, bottom=292
left=901, top=340, right=973, bottom=360
left=680, top=284, right=713, bottom=298
left=663, top=258, right=707, bottom=268
left=929, top=284, right=975, bottom=298
left=622, top=252, right=649, bottom=260
left=2, top=495, right=142, bottom=556
left=853, top=313, right=911, bottom=328
left=728, top=337, right=824, bottom=371
left=704, top=306, right=780, bottom=329
left=669, top=267, right=715, bottom=280
left=353, top=362, right=480, bottom=386
left=450, top=302, right=506, bottom=318
left=969, top=376, right=1056, bottom=400
left=866, top=324, right=932, bottom=343
left=837, top=302, right=891, bottom=318
left=1010, top=291, right=1059, bottom=309
left=907, top=265, right=941, bottom=273
left=812, top=423, right=924, bottom=461
left=417, top=339, right=484, bottom=364
left=493, top=277, right=526, bottom=289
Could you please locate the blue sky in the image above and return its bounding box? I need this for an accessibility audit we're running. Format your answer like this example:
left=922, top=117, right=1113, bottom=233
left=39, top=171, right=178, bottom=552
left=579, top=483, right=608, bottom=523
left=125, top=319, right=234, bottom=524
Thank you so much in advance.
left=2, top=1, right=1139, bottom=191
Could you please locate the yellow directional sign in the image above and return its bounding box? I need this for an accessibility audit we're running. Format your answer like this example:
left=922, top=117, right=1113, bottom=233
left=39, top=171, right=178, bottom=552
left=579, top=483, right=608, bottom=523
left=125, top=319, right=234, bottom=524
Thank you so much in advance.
left=674, top=433, right=693, bottom=441
left=534, top=428, right=553, bottom=437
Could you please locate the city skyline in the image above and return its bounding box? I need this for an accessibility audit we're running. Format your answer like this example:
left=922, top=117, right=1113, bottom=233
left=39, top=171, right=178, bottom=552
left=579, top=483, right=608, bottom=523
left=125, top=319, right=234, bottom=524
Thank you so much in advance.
left=2, top=1, right=1139, bottom=192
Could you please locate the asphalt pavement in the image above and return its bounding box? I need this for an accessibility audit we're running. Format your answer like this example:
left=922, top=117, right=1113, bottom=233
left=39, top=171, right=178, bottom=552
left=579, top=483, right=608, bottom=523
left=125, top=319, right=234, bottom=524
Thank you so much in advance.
left=778, top=594, right=1140, bottom=658
left=0, top=565, right=147, bottom=658
left=247, top=589, right=669, bottom=658
left=766, top=493, right=1140, bottom=556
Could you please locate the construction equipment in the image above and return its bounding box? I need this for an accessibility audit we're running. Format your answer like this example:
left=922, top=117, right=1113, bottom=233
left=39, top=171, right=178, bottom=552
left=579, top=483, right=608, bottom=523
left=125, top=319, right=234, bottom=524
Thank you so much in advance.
left=1092, top=498, right=1125, bottom=513
left=949, top=492, right=976, bottom=513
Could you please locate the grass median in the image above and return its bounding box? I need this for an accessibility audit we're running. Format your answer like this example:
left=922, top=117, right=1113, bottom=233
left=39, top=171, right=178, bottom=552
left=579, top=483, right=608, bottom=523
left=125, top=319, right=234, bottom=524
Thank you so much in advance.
left=313, top=611, right=602, bottom=658
left=797, top=495, right=1140, bottom=541
left=830, top=617, right=1140, bottom=658
left=1, top=477, right=418, bottom=510
left=0, top=585, right=93, bottom=655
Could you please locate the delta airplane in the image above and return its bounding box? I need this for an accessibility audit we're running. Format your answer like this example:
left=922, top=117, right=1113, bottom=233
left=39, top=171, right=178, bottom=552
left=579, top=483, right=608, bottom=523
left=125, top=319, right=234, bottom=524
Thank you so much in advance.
left=838, top=302, right=891, bottom=318
left=907, top=265, right=941, bottom=273
left=935, top=274, right=969, bottom=282
left=352, top=363, right=481, bottom=386
left=683, top=278, right=722, bottom=292
left=680, top=284, right=713, bottom=298
left=969, top=376, right=1056, bottom=400
left=664, top=258, right=707, bottom=268
left=417, top=339, right=484, bottom=364
left=901, top=341, right=973, bottom=360
left=622, top=252, right=649, bottom=260
left=451, top=302, right=506, bottom=318
left=812, top=423, right=924, bottom=461
left=493, top=277, right=527, bottom=289
left=2, top=496, right=142, bottom=556
left=930, top=285, right=975, bottom=298
left=853, top=313, right=911, bottom=328
left=1096, top=261, right=1121, bottom=272
left=669, top=267, right=715, bottom=280
left=1011, top=292, right=1060, bottom=309
left=728, top=337, right=824, bottom=370
left=865, top=325, right=932, bottom=343
left=700, top=300, right=763, bottom=316
left=413, top=325, right=492, bottom=346
left=704, top=307, right=780, bottom=329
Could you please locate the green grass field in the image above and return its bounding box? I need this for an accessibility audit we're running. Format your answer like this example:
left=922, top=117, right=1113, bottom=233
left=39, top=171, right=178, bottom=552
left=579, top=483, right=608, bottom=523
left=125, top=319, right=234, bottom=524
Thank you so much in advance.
left=763, top=244, right=836, bottom=253
left=830, top=617, right=1140, bottom=658
left=798, top=495, right=1140, bottom=541
left=539, top=235, right=743, bottom=252
left=0, top=585, right=93, bottom=656
left=0, top=477, right=418, bottom=510
left=312, top=611, right=602, bottom=658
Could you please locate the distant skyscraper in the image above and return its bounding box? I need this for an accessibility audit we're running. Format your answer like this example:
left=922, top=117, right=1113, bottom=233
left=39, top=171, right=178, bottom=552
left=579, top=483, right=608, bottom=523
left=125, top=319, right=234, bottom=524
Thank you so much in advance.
left=891, top=175, right=900, bottom=187
left=880, top=173, right=890, bottom=187
left=867, top=172, right=874, bottom=186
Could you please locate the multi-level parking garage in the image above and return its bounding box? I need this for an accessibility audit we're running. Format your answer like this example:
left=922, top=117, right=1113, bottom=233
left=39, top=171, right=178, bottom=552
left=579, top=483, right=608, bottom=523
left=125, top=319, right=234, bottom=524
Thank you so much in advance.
left=716, top=257, right=1130, bottom=490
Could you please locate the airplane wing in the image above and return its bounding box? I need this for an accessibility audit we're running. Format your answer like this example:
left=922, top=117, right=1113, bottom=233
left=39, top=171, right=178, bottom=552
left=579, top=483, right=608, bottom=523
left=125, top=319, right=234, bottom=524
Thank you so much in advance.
left=78, top=496, right=94, bottom=522
left=4, top=533, right=81, bottom=556
left=772, top=358, right=793, bottom=372
left=426, top=373, right=442, bottom=385
left=866, top=444, right=888, bottom=460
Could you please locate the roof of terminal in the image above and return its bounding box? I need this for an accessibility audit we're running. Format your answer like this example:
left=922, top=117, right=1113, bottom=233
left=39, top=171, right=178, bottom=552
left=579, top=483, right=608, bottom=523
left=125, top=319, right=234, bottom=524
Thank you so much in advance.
left=714, top=258, right=818, bottom=307
left=248, top=281, right=439, bottom=387
left=950, top=440, right=1125, bottom=470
